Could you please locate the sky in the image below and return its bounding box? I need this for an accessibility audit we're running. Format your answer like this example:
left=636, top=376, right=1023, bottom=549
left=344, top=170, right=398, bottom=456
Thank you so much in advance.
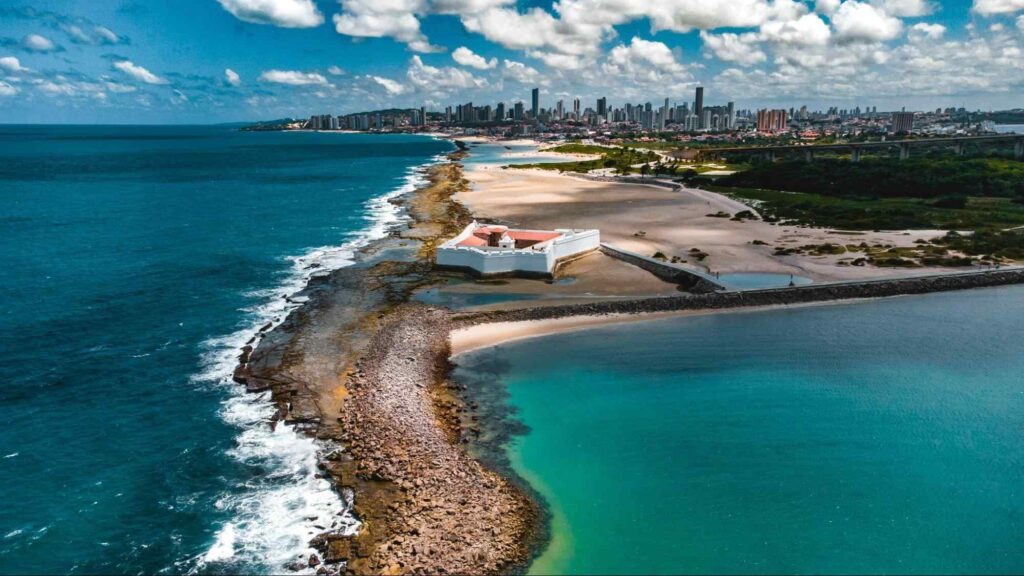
left=0, top=0, right=1022, bottom=123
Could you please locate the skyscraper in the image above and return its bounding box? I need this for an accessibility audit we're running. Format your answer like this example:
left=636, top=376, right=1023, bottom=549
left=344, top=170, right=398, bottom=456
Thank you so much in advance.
left=659, top=98, right=669, bottom=130
left=597, top=97, right=607, bottom=119
left=891, top=111, right=914, bottom=134
left=695, top=86, right=704, bottom=129
left=531, top=88, right=539, bottom=119
left=496, top=102, right=506, bottom=122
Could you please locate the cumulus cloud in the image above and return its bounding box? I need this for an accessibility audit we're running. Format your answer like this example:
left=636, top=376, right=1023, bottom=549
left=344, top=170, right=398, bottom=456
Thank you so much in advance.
left=452, top=46, right=497, bottom=69
left=972, top=0, right=1024, bottom=15
left=700, top=31, right=768, bottom=65
left=225, top=68, right=241, bottom=86
left=0, top=56, right=24, bottom=72
left=369, top=75, right=406, bottom=95
left=870, top=0, right=933, bottom=17
left=332, top=0, right=443, bottom=53
left=0, top=81, right=18, bottom=97
left=217, top=0, right=324, bottom=27
left=407, top=55, right=487, bottom=93
left=327, top=65, right=346, bottom=75
left=832, top=1, right=903, bottom=42
left=258, top=69, right=329, bottom=85
left=816, top=0, right=842, bottom=14
left=501, top=59, right=545, bottom=85
left=22, top=34, right=56, bottom=52
left=113, top=60, right=169, bottom=85
left=1018, top=14, right=1024, bottom=29
left=909, top=22, right=947, bottom=40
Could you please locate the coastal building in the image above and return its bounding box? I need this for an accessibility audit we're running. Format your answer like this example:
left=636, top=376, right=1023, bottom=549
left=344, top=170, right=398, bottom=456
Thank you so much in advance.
left=891, top=111, right=915, bottom=134
left=436, top=221, right=600, bottom=276
left=531, top=88, right=539, bottom=119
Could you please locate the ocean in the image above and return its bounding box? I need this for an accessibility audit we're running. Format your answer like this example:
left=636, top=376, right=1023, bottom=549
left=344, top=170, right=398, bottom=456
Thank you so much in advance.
left=0, top=126, right=451, bottom=574
left=455, top=287, right=1024, bottom=574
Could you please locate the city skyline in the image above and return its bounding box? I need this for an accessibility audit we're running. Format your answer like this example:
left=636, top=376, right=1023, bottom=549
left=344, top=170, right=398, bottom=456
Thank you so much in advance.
left=1, top=0, right=1023, bottom=124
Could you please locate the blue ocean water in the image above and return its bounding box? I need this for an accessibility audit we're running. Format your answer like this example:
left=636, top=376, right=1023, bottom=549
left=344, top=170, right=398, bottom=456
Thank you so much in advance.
left=0, top=126, right=451, bottom=574
left=455, top=287, right=1024, bottom=574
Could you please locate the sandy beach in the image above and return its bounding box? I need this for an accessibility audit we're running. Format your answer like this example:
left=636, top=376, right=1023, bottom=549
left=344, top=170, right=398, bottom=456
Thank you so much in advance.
left=459, top=163, right=959, bottom=284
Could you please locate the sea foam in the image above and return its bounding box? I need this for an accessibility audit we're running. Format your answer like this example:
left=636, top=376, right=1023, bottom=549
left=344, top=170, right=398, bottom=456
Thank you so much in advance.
left=188, top=154, right=444, bottom=574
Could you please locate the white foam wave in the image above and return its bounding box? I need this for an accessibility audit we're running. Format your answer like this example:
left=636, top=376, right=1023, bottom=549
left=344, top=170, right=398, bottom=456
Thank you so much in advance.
left=189, top=154, right=445, bottom=573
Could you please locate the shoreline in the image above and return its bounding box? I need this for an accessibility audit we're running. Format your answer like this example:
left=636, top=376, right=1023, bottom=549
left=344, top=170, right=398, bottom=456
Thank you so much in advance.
left=226, top=134, right=1024, bottom=576
left=231, top=141, right=545, bottom=575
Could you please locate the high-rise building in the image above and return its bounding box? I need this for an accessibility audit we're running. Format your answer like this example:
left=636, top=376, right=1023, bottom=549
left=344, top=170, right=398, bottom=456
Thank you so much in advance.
left=756, top=109, right=788, bottom=133
left=597, top=97, right=607, bottom=118
left=531, top=88, right=539, bottom=119
left=727, top=101, right=735, bottom=129
left=514, top=101, right=524, bottom=121
left=659, top=98, right=669, bottom=130
left=694, top=86, right=705, bottom=129
left=573, top=98, right=581, bottom=119
left=496, top=102, right=506, bottom=122
left=555, top=100, right=564, bottom=120
left=890, top=111, right=914, bottom=134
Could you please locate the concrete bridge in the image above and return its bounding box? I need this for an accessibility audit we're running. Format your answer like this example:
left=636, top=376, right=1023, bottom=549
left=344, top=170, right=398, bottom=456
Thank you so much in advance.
left=699, top=134, right=1024, bottom=162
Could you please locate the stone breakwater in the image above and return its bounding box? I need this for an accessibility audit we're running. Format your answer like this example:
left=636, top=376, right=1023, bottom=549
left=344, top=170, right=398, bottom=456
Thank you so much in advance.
left=453, top=268, right=1024, bottom=326
left=231, top=154, right=541, bottom=575
left=338, top=304, right=539, bottom=574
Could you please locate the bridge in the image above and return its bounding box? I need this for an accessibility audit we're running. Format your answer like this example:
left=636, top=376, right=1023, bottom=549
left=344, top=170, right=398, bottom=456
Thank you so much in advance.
left=694, top=134, right=1024, bottom=162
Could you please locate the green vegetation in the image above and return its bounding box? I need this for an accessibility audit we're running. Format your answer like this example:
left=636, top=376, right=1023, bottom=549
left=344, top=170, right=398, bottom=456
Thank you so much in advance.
left=507, top=146, right=660, bottom=175
left=717, top=158, right=1024, bottom=200
left=542, top=143, right=610, bottom=155
left=702, top=157, right=1024, bottom=231
left=711, top=185, right=1024, bottom=230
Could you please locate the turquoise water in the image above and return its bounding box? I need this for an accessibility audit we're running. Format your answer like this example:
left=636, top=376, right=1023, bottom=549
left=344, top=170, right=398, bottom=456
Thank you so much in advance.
left=0, top=126, right=451, bottom=574
left=454, top=287, right=1024, bottom=574
left=718, top=273, right=812, bottom=290
left=412, top=287, right=543, bottom=309
left=462, top=141, right=564, bottom=167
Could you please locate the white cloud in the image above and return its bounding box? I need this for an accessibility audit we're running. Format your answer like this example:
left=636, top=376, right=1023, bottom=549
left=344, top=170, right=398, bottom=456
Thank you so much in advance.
left=0, top=81, right=18, bottom=97
left=258, top=69, right=329, bottom=85
left=225, top=68, right=241, bottom=86
left=816, top=0, right=842, bottom=14
left=909, top=22, right=947, bottom=40
left=0, top=56, right=23, bottom=72
left=95, top=26, right=121, bottom=43
left=369, top=75, right=406, bottom=95
left=407, top=55, right=486, bottom=92
left=1018, top=14, right=1024, bottom=29
left=700, top=31, right=768, bottom=65
left=870, top=0, right=933, bottom=17
left=327, top=65, right=346, bottom=75
left=760, top=13, right=831, bottom=45
left=113, top=60, right=169, bottom=85
left=501, top=59, right=545, bottom=85
left=217, top=0, right=324, bottom=27
left=452, top=46, right=497, bottom=69
left=431, top=0, right=515, bottom=13
left=601, top=37, right=693, bottom=91
left=22, top=34, right=56, bottom=52
left=832, top=1, right=903, bottom=42
left=332, top=0, right=443, bottom=53
left=972, top=0, right=1024, bottom=15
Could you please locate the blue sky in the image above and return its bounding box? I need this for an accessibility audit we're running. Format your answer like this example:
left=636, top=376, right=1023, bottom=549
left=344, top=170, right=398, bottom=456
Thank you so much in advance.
left=0, top=0, right=1021, bottom=123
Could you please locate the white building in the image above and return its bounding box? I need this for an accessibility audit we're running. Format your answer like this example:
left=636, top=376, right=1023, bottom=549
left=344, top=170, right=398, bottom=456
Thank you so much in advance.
left=436, top=221, right=600, bottom=276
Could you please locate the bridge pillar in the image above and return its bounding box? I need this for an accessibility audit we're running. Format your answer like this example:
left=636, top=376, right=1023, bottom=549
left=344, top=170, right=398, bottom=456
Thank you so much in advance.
left=1016, top=138, right=1023, bottom=161
left=953, top=142, right=965, bottom=156
left=804, top=149, right=814, bottom=163
left=899, top=143, right=911, bottom=161
left=850, top=147, right=861, bottom=163
left=763, top=151, right=775, bottom=162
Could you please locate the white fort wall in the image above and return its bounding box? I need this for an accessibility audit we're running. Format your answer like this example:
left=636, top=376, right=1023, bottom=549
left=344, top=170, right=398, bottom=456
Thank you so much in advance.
left=436, top=225, right=600, bottom=275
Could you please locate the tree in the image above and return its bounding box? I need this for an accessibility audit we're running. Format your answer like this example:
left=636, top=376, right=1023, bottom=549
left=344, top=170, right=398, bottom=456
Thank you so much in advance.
left=640, top=163, right=649, bottom=180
